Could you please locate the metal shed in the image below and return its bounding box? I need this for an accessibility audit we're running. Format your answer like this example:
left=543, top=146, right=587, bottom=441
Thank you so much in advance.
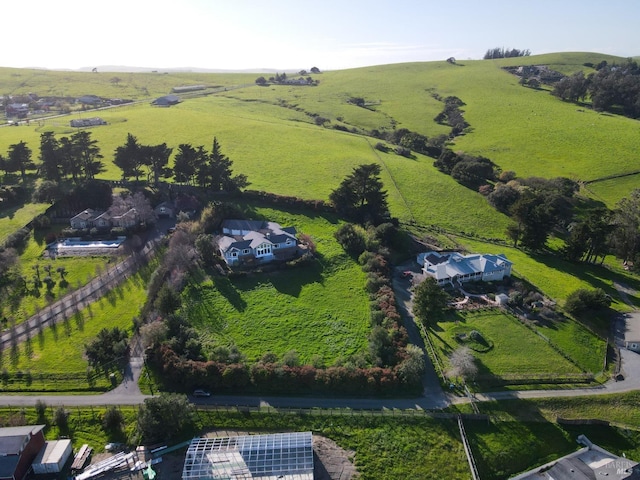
left=32, top=439, right=73, bottom=474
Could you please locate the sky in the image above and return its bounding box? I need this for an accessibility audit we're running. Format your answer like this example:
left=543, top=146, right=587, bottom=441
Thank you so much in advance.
left=4, top=0, right=640, bottom=71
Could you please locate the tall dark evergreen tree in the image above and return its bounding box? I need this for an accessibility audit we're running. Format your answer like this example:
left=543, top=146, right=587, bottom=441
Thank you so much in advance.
left=329, top=163, right=390, bottom=224
left=113, top=133, right=143, bottom=181
left=71, top=131, right=104, bottom=180
left=173, top=143, right=198, bottom=185
left=141, top=143, right=172, bottom=185
left=610, top=189, right=640, bottom=268
left=7, top=141, right=34, bottom=182
left=39, top=132, right=62, bottom=181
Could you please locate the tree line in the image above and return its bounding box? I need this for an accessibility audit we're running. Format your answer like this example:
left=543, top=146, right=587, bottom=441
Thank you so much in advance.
left=552, top=59, right=640, bottom=118
left=483, top=47, right=531, bottom=59
left=0, top=132, right=248, bottom=194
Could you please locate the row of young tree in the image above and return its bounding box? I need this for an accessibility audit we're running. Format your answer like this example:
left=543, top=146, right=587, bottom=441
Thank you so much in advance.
left=552, top=59, right=640, bottom=118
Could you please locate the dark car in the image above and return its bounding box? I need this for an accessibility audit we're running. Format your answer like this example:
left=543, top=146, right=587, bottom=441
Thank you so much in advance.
left=193, top=389, right=211, bottom=397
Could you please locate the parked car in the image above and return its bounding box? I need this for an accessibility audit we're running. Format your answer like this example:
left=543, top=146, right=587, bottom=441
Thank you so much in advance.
left=105, top=442, right=125, bottom=452
left=193, top=389, right=211, bottom=397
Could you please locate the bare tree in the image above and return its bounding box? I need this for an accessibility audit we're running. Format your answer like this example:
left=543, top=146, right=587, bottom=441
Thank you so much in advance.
left=447, top=346, right=478, bottom=381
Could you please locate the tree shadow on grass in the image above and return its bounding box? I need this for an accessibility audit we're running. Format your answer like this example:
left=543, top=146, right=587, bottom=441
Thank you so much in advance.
left=268, top=259, right=324, bottom=297
left=214, top=277, right=247, bottom=312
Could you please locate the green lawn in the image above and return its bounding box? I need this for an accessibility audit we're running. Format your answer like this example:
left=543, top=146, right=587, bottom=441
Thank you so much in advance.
left=429, top=310, right=586, bottom=384
left=0, top=202, right=49, bottom=244
left=0, top=261, right=151, bottom=392
left=182, top=206, right=370, bottom=365
left=1, top=231, right=111, bottom=325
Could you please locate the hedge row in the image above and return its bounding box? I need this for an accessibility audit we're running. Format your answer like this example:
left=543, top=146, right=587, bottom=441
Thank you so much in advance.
left=148, top=345, right=417, bottom=396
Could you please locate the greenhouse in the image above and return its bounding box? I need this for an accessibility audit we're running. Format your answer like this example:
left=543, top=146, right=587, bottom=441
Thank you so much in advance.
left=181, top=431, right=314, bottom=480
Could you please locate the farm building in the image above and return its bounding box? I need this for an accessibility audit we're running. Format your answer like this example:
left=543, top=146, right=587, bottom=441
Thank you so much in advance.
left=32, top=439, right=73, bottom=475
left=70, top=117, right=107, bottom=128
left=510, top=434, right=639, bottom=479
left=172, top=85, right=206, bottom=93
left=182, top=432, right=314, bottom=480
left=217, top=219, right=298, bottom=266
left=417, top=251, right=512, bottom=286
left=0, top=424, right=45, bottom=480
left=152, top=95, right=180, bottom=106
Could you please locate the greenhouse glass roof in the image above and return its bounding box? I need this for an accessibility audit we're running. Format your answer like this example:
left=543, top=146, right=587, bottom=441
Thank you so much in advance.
left=181, top=431, right=314, bottom=480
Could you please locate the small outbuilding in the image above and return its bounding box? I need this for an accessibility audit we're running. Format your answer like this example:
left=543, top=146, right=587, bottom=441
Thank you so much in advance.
left=152, top=95, right=180, bottom=107
left=32, top=439, right=73, bottom=475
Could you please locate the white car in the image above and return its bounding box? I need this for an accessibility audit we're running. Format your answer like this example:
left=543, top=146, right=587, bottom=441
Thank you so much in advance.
left=105, top=442, right=125, bottom=452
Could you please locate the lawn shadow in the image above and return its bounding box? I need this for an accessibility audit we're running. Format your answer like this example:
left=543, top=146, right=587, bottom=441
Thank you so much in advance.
left=74, top=311, right=85, bottom=331
left=268, top=259, right=324, bottom=297
left=214, top=277, right=247, bottom=312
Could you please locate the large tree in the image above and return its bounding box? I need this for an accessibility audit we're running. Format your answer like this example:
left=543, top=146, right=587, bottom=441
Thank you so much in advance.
left=610, top=189, right=640, bottom=268
left=6, top=141, right=35, bottom=182
left=194, top=138, right=248, bottom=191
left=329, top=163, right=390, bottom=224
left=141, top=143, right=172, bottom=185
left=412, top=277, right=450, bottom=327
left=113, top=133, right=143, bottom=181
left=136, top=393, right=196, bottom=444
left=173, top=143, right=199, bottom=185
left=39, top=132, right=62, bottom=181
left=71, top=131, right=104, bottom=180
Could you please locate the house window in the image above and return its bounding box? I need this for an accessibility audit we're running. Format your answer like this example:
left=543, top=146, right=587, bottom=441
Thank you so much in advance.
left=273, top=244, right=278, bottom=249
left=232, top=252, right=237, bottom=257
left=256, top=246, right=271, bottom=256
left=286, top=239, right=292, bottom=244
left=243, top=249, right=250, bottom=254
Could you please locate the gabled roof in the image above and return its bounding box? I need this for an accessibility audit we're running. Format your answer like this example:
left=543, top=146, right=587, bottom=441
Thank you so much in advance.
left=70, top=209, right=97, bottom=222
left=0, top=425, right=45, bottom=455
left=420, top=251, right=512, bottom=280
left=222, top=219, right=265, bottom=232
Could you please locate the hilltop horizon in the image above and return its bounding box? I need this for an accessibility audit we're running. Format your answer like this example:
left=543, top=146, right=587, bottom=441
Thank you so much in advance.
left=8, top=50, right=639, bottom=75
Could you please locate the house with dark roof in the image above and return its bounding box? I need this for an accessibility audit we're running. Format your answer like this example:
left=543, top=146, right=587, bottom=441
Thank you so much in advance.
left=417, top=251, right=512, bottom=286
left=70, top=209, right=99, bottom=230
left=152, top=95, right=180, bottom=107
left=70, top=207, right=140, bottom=231
left=510, top=435, right=640, bottom=479
left=217, top=219, right=298, bottom=266
left=0, top=425, right=45, bottom=480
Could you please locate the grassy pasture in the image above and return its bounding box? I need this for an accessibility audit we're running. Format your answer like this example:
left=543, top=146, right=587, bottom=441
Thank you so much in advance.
left=429, top=310, right=586, bottom=385
left=0, top=66, right=257, bottom=100
left=583, top=174, right=640, bottom=207
left=182, top=205, right=370, bottom=365
left=0, top=201, right=49, bottom=244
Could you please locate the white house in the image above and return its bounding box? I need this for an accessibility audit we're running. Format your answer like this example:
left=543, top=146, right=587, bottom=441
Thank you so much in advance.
left=217, top=219, right=298, bottom=266
left=70, top=208, right=139, bottom=230
left=417, top=251, right=512, bottom=286
left=69, top=209, right=99, bottom=229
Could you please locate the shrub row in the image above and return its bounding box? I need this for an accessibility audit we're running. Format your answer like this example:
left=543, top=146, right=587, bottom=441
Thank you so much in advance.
left=242, top=190, right=334, bottom=213
left=148, top=344, right=413, bottom=396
